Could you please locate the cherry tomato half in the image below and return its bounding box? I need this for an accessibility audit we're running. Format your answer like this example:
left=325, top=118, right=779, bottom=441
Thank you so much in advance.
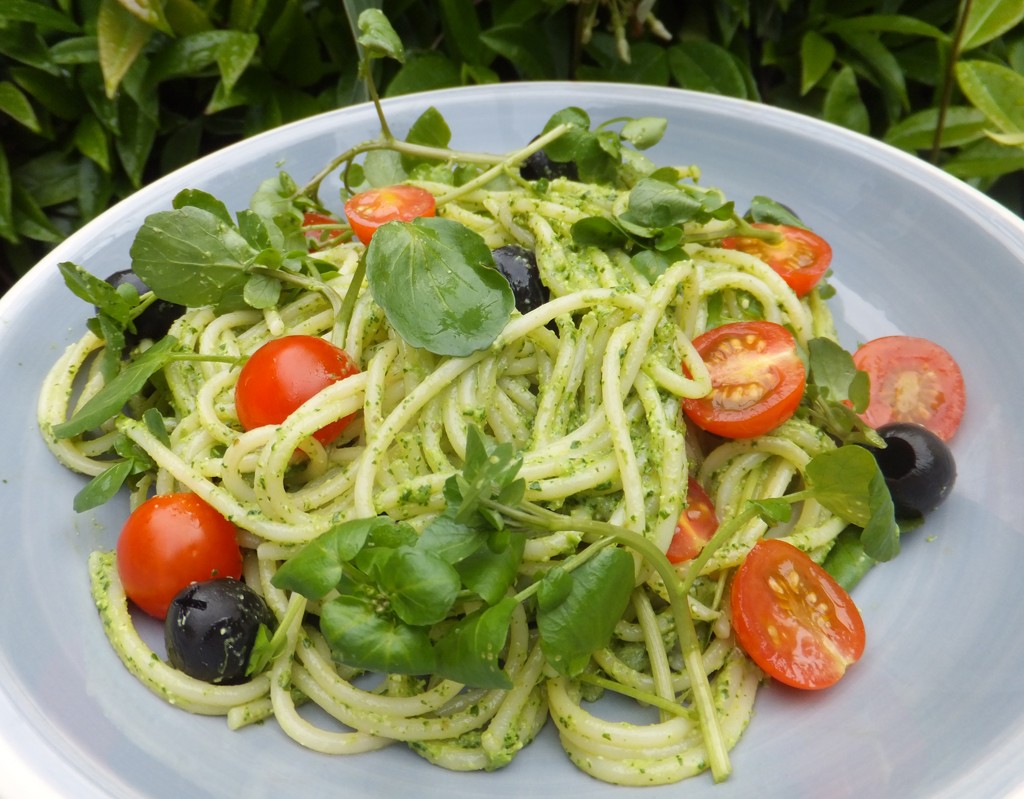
left=720, top=223, right=832, bottom=297
left=731, top=538, right=866, bottom=690
left=852, top=336, right=965, bottom=441
left=302, top=211, right=344, bottom=249
left=117, top=493, right=242, bottom=619
left=235, top=335, right=360, bottom=446
left=682, top=321, right=806, bottom=439
left=667, top=478, right=719, bottom=563
left=344, top=185, right=437, bottom=245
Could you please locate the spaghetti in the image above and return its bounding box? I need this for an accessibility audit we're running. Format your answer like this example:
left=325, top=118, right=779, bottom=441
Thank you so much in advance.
left=39, top=136, right=854, bottom=786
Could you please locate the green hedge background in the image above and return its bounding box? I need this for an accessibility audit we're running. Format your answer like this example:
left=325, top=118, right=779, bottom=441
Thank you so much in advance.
left=2, top=0, right=1023, bottom=290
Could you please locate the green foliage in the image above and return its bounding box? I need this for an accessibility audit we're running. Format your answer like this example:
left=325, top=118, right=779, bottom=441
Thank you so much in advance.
left=2, top=0, right=1022, bottom=287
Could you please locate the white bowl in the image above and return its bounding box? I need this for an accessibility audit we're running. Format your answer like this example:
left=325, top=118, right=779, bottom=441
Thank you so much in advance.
left=3, top=82, right=1022, bottom=798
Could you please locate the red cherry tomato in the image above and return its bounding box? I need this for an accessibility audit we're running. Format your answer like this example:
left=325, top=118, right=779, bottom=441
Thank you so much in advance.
left=302, top=211, right=344, bottom=249
left=667, top=478, right=719, bottom=563
left=720, top=223, right=832, bottom=297
left=681, top=320, right=806, bottom=439
left=235, top=335, right=360, bottom=446
left=852, top=336, right=965, bottom=441
left=117, top=493, right=242, bottom=619
left=731, top=538, right=866, bottom=690
left=343, top=185, right=437, bottom=245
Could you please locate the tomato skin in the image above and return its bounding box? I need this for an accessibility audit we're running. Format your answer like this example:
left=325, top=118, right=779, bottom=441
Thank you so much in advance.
left=302, top=211, right=344, bottom=249
left=667, top=478, right=719, bottom=563
left=344, top=185, right=436, bottom=245
left=681, top=321, right=806, bottom=439
left=117, top=493, right=242, bottom=619
left=720, top=223, right=832, bottom=297
left=731, top=539, right=866, bottom=690
left=235, top=335, right=360, bottom=446
left=852, top=336, right=965, bottom=441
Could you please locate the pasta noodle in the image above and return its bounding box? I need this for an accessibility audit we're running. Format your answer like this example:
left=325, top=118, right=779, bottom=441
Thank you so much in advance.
left=38, top=155, right=853, bottom=785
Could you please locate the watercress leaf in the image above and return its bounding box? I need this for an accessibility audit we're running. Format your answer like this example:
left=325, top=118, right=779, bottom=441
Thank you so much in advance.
left=538, top=547, right=635, bottom=677
left=537, top=565, right=573, bottom=611
left=367, top=518, right=420, bottom=549
left=570, top=216, right=630, bottom=249
left=172, top=188, right=232, bottom=224
left=272, top=516, right=390, bottom=598
left=621, top=177, right=702, bottom=229
left=357, top=8, right=405, bottom=64
left=402, top=105, right=451, bottom=171
left=364, top=217, right=514, bottom=357
left=496, top=477, right=525, bottom=508
left=457, top=530, right=525, bottom=605
left=822, top=526, right=877, bottom=592
left=58, top=261, right=133, bottom=324
left=849, top=368, right=870, bottom=413
left=320, top=594, right=436, bottom=675
left=130, top=206, right=257, bottom=306
left=808, top=337, right=860, bottom=402
left=52, top=335, right=180, bottom=438
left=860, top=470, right=900, bottom=562
left=541, top=107, right=592, bottom=163
left=381, top=546, right=461, bottom=626
left=417, top=515, right=487, bottom=564
left=73, top=459, right=132, bottom=512
left=619, top=117, right=666, bottom=150
left=805, top=446, right=898, bottom=560
left=434, top=596, right=517, bottom=689
left=94, top=313, right=124, bottom=379
left=243, top=272, right=281, bottom=309
left=746, top=195, right=806, bottom=227
left=750, top=497, right=792, bottom=524
left=362, top=148, right=406, bottom=187
left=142, top=406, right=170, bottom=445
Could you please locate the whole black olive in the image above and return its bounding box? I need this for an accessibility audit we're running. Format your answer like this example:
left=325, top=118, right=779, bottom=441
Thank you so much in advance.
left=865, top=422, right=956, bottom=518
left=519, top=144, right=578, bottom=182
left=105, top=269, right=185, bottom=344
left=165, top=578, right=275, bottom=685
left=492, top=245, right=550, bottom=315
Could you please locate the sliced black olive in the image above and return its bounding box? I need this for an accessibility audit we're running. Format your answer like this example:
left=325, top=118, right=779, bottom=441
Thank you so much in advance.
left=519, top=137, right=578, bottom=182
left=492, top=245, right=549, bottom=315
left=105, top=269, right=185, bottom=344
left=165, top=578, right=275, bottom=685
left=865, top=422, right=956, bottom=518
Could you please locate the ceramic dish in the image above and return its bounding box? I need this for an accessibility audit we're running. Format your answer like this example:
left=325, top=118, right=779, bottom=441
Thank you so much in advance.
left=2, top=82, right=1022, bottom=798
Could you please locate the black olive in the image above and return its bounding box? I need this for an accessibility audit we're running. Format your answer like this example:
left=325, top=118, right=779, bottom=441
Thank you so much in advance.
left=104, top=269, right=185, bottom=344
left=865, top=422, right=956, bottom=518
left=519, top=138, right=578, bottom=182
left=165, top=578, right=275, bottom=685
left=492, top=245, right=550, bottom=315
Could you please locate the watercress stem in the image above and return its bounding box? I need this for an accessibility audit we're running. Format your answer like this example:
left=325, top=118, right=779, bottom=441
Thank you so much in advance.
left=435, top=123, right=574, bottom=207
left=486, top=499, right=732, bottom=781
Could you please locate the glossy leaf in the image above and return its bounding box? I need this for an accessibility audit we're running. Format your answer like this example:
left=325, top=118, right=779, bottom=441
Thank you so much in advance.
left=884, top=106, right=987, bottom=151
left=73, top=115, right=111, bottom=172
left=98, top=0, right=153, bottom=98
left=0, top=147, right=14, bottom=243
left=115, top=0, right=172, bottom=34
left=0, top=0, right=80, bottom=32
left=956, top=60, right=1024, bottom=136
left=800, top=31, right=835, bottom=95
left=0, top=81, right=41, bottom=133
left=823, top=66, right=870, bottom=134
left=961, top=0, right=1024, bottom=51
left=667, top=40, right=748, bottom=97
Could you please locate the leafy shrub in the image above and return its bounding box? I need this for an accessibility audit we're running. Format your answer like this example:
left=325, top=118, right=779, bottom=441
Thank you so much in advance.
left=1, top=0, right=1022, bottom=288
